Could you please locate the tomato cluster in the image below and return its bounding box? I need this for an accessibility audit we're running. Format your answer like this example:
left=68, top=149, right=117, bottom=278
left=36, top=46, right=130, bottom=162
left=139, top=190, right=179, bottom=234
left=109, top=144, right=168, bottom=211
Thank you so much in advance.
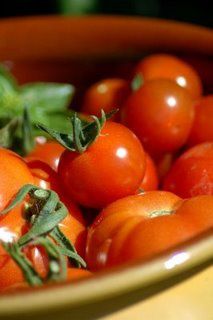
left=0, top=53, right=212, bottom=292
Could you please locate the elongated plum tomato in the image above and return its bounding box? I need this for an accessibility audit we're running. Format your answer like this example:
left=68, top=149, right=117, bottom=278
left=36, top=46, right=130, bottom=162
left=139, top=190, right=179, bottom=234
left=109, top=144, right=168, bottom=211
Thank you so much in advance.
left=187, top=95, right=213, bottom=146
left=121, top=79, right=194, bottom=155
left=86, top=191, right=181, bottom=270
left=27, top=140, right=65, bottom=171
left=163, top=142, right=213, bottom=197
left=134, top=54, right=202, bottom=99
left=138, top=153, right=159, bottom=191
left=58, top=121, right=146, bottom=208
left=0, top=148, right=34, bottom=211
left=81, top=78, right=130, bottom=118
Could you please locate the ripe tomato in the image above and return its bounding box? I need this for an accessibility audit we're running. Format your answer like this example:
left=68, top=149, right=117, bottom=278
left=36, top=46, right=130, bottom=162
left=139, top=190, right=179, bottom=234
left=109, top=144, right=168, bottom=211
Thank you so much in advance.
left=0, top=205, right=86, bottom=291
left=175, top=195, right=213, bottom=234
left=58, top=121, right=146, bottom=208
left=81, top=78, right=130, bottom=118
left=0, top=148, right=34, bottom=212
left=134, top=54, right=202, bottom=99
left=121, top=79, right=194, bottom=155
left=27, top=140, right=65, bottom=171
left=163, top=142, right=213, bottom=197
left=138, top=153, right=159, bottom=191
left=86, top=191, right=181, bottom=270
left=66, top=268, right=92, bottom=282
left=86, top=192, right=213, bottom=270
left=26, top=158, right=87, bottom=257
left=26, top=158, right=59, bottom=191
left=187, top=95, right=213, bottom=146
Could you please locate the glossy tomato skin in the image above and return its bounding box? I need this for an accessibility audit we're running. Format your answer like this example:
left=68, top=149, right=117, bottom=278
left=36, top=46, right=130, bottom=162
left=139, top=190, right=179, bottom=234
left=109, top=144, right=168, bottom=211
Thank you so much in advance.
left=58, top=121, right=146, bottom=208
left=175, top=195, right=213, bottom=233
left=26, top=158, right=59, bottom=191
left=86, top=192, right=213, bottom=270
left=0, top=203, right=86, bottom=291
left=112, top=214, right=193, bottom=266
left=86, top=191, right=181, bottom=270
left=0, top=159, right=87, bottom=291
left=26, top=158, right=87, bottom=257
left=134, top=54, right=203, bottom=99
left=163, top=142, right=213, bottom=197
left=0, top=207, right=44, bottom=292
left=0, top=148, right=34, bottom=212
left=27, top=140, right=65, bottom=171
left=139, top=153, right=159, bottom=191
left=121, top=79, right=194, bottom=155
left=81, top=78, right=130, bottom=118
left=187, top=95, right=213, bottom=146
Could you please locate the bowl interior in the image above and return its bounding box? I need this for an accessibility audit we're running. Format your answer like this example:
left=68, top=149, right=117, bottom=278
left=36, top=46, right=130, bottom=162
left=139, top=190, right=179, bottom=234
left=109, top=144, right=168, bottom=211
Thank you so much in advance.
left=0, top=15, right=212, bottom=319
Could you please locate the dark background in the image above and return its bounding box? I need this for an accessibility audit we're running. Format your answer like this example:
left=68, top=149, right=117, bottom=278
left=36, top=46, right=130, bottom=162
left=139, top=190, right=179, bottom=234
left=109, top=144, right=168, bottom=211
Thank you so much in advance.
left=1, top=0, right=212, bottom=28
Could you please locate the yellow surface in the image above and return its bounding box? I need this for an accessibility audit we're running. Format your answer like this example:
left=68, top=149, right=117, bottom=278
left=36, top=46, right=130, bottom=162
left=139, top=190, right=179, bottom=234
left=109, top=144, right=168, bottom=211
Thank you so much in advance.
left=102, top=265, right=213, bottom=320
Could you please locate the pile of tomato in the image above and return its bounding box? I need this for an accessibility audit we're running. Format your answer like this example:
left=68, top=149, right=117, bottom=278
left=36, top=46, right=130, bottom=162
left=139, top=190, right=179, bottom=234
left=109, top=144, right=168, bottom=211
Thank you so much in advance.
left=0, top=54, right=212, bottom=292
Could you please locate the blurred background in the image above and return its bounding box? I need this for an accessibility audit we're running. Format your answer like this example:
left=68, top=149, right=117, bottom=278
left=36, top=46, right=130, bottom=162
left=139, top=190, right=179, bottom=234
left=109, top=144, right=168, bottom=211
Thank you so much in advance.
left=1, top=0, right=212, bottom=27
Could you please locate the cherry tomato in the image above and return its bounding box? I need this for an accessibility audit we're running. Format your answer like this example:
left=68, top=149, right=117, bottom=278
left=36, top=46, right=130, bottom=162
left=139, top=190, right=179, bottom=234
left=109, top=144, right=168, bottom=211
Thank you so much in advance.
left=0, top=148, right=34, bottom=211
left=138, top=153, right=159, bottom=191
left=134, top=54, right=202, bottom=99
left=26, top=158, right=87, bottom=257
left=187, top=95, right=213, bottom=146
left=58, top=121, right=146, bottom=208
left=26, top=158, right=59, bottom=191
left=27, top=140, right=65, bottom=171
left=81, top=78, right=130, bottom=118
left=86, top=191, right=181, bottom=270
left=0, top=205, right=86, bottom=291
left=121, top=79, right=194, bottom=155
left=163, top=142, right=213, bottom=197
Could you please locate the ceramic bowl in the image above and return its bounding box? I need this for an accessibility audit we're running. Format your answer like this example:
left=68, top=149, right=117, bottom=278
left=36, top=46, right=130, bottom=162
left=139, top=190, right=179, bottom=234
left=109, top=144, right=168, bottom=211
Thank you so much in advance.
left=0, top=16, right=212, bottom=320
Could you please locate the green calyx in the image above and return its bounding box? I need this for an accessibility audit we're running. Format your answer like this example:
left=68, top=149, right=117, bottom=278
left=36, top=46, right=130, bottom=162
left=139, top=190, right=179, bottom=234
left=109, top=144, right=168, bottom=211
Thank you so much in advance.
left=37, top=109, right=118, bottom=154
left=0, top=184, right=86, bottom=287
left=131, top=73, right=144, bottom=91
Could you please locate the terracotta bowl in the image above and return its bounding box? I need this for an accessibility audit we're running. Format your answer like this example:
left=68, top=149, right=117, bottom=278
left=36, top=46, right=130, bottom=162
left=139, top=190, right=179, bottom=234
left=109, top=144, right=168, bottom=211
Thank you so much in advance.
left=0, top=16, right=212, bottom=320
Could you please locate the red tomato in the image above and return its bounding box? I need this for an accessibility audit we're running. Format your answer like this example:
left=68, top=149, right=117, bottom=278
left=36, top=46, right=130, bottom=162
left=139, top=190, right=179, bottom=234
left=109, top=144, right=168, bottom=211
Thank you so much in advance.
left=66, top=268, right=92, bottom=282
left=0, top=160, right=87, bottom=291
left=26, top=158, right=59, bottom=191
left=138, top=153, right=159, bottom=191
left=27, top=140, right=65, bottom=171
left=0, top=206, right=86, bottom=291
left=0, top=148, right=34, bottom=212
left=58, top=121, right=146, bottom=208
left=175, top=195, right=213, bottom=234
left=81, top=78, right=130, bottom=118
left=121, top=79, right=194, bottom=155
left=187, top=95, right=213, bottom=146
left=163, top=142, right=213, bottom=197
left=86, top=192, right=213, bottom=270
left=134, top=54, right=203, bottom=99
left=86, top=191, right=181, bottom=270
left=26, top=158, right=87, bottom=257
